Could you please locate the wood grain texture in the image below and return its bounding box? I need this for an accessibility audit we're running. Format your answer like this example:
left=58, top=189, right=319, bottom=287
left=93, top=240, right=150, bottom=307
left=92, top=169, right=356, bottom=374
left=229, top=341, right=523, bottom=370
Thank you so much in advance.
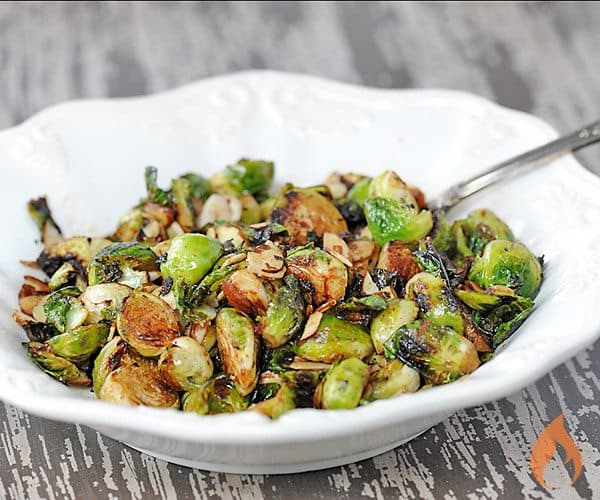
left=0, top=2, right=599, bottom=498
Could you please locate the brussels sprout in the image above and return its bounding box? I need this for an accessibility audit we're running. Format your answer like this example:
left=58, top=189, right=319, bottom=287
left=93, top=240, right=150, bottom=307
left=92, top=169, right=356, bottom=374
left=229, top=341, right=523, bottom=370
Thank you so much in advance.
left=215, top=308, right=259, bottom=396
left=363, top=355, right=420, bottom=401
left=144, top=166, right=170, bottom=206
left=296, top=314, right=374, bottom=363
left=181, top=387, right=209, bottom=415
left=47, top=323, right=110, bottom=362
left=239, top=194, right=262, bottom=225
left=160, top=234, right=222, bottom=286
left=221, top=269, right=270, bottom=316
left=113, top=208, right=144, bottom=242
left=260, top=275, right=305, bottom=348
left=377, top=241, right=422, bottom=281
left=405, top=272, right=463, bottom=333
left=347, top=239, right=380, bottom=274
left=158, top=337, right=213, bottom=391
left=368, top=171, right=418, bottom=207
left=117, top=291, right=181, bottom=357
left=171, top=177, right=195, bottom=231
left=88, top=242, right=158, bottom=287
left=48, top=262, right=86, bottom=292
left=13, top=311, right=58, bottom=342
left=314, top=358, right=369, bottom=409
left=454, top=284, right=516, bottom=311
left=370, top=299, right=419, bottom=353
left=93, top=337, right=179, bottom=407
left=181, top=172, right=211, bottom=202
left=468, top=240, right=542, bottom=299
left=43, top=288, right=87, bottom=333
left=25, top=342, right=91, bottom=386
left=210, top=159, right=274, bottom=197
left=28, top=197, right=62, bottom=248
left=472, top=295, right=534, bottom=348
left=384, top=320, right=480, bottom=385
left=364, top=197, right=433, bottom=245
left=250, top=384, right=296, bottom=419
left=453, top=209, right=514, bottom=257
left=205, top=374, right=250, bottom=414
left=45, top=236, right=112, bottom=270
left=431, top=211, right=455, bottom=255
left=347, top=177, right=371, bottom=207
left=286, top=246, right=348, bottom=306
left=186, top=320, right=217, bottom=351
left=80, top=284, right=132, bottom=323
left=259, top=197, right=277, bottom=220
left=333, top=199, right=366, bottom=230
left=270, top=186, right=348, bottom=246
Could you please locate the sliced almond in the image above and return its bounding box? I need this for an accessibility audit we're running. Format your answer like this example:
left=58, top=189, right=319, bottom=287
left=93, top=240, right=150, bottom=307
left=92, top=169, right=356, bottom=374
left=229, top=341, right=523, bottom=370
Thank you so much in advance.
left=288, top=357, right=332, bottom=371
left=323, top=232, right=353, bottom=268
left=246, top=241, right=286, bottom=280
left=315, top=299, right=337, bottom=314
left=326, top=182, right=348, bottom=199
left=220, top=252, right=248, bottom=267
left=300, top=311, right=323, bottom=341
left=360, top=271, right=379, bottom=296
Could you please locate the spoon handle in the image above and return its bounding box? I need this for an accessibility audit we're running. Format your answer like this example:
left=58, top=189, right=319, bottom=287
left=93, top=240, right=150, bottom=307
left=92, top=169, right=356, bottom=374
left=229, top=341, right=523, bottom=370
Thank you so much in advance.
left=433, top=119, right=600, bottom=211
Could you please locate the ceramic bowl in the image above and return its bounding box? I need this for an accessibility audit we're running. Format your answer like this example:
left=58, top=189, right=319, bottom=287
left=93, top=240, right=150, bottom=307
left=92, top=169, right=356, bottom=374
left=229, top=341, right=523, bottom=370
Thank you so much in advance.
left=0, top=71, right=599, bottom=473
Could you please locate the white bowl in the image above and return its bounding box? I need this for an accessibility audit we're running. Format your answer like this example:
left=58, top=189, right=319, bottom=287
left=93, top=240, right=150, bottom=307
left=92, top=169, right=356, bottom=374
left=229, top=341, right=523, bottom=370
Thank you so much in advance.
left=0, top=71, right=599, bottom=474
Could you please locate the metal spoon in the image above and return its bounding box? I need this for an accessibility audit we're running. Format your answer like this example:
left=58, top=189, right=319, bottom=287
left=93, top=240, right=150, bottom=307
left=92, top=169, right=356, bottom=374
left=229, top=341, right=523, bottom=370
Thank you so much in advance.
left=431, top=119, right=600, bottom=211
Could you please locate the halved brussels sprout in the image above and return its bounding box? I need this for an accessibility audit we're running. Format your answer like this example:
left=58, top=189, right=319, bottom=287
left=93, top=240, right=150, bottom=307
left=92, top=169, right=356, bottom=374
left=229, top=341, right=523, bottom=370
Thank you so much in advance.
left=370, top=299, right=419, bottom=353
left=364, top=197, right=433, bottom=245
left=215, top=308, right=259, bottom=396
left=347, top=177, right=371, bottom=207
left=47, top=323, right=110, bottom=362
left=181, top=386, right=209, bottom=415
left=160, top=234, right=222, bottom=286
left=468, top=240, right=542, bottom=299
left=48, top=262, right=86, bottom=292
left=368, top=171, right=418, bottom=207
left=250, top=384, right=296, bottom=419
left=211, top=159, right=274, bottom=197
left=453, top=209, right=514, bottom=257
left=286, top=246, right=348, bottom=306
left=405, top=272, right=463, bottom=333
left=221, top=269, right=270, bottom=316
left=185, top=320, right=217, bottom=352
left=158, top=337, right=213, bottom=391
left=113, top=208, right=144, bottom=242
left=384, top=320, right=480, bottom=385
left=28, top=197, right=62, bottom=248
left=239, top=194, right=262, bottom=225
left=43, top=288, right=87, bottom=333
left=93, top=337, right=127, bottom=395
left=454, top=283, right=516, bottom=311
left=296, top=314, right=374, bottom=363
left=25, top=342, right=91, bottom=386
left=377, top=241, right=422, bottom=281
left=117, top=291, right=181, bottom=357
left=204, top=374, right=250, bottom=414
left=260, top=275, right=305, bottom=349
left=88, top=242, right=158, bottom=287
left=80, top=284, right=132, bottom=323
left=314, top=358, right=369, bottom=409
left=270, top=186, right=348, bottom=246
left=13, top=310, right=58, bottom=342
left=363, top=354, right=420, bottom=401
left=181, top=172, right=211, bottom=203
left=472, top=295, right=534, bottom=348
left=45, top=236, right=112, bottom=270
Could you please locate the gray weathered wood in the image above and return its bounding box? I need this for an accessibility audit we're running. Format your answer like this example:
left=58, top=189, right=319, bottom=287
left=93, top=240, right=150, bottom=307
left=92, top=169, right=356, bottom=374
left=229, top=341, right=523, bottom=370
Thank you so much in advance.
left=0, top=2, right=599, bottom=498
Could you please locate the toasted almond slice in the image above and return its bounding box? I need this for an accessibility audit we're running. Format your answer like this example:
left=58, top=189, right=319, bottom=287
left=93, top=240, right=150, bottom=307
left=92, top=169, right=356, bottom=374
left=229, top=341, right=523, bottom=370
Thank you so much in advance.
left=300, top=311, right=323, bottom=341
left=23, top=276, right=50, bottom=293
left=315, top=299, right=337, bottom=314
left=288, top=357, right=332, bottom=371
left=323, top=232, right=353, bottom=268
left=220, top=252, right=248, bottom=267
left=326, top=182, right=348, bottom=199
left=246, top=241, right=286, bottom=280
left=20, top=260, right=40, bottom=270
left=259, top=371, right=281, bottom=384
left=361, top=271, right=379, bottom=296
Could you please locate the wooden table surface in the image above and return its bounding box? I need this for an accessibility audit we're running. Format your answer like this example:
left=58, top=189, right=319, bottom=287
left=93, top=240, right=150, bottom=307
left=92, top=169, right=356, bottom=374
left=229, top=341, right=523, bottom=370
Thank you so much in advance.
left=1, top=2, right=599, bottom=499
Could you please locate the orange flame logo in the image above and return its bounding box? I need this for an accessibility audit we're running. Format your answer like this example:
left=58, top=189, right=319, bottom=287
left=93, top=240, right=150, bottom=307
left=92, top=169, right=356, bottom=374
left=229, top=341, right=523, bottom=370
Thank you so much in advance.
left=530, top=414, right=583, bottom=490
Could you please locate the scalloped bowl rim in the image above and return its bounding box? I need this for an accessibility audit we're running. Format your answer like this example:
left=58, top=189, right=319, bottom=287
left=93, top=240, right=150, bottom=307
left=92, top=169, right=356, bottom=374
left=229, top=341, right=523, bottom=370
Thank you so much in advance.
left=0, top=70, right=599, bottom=446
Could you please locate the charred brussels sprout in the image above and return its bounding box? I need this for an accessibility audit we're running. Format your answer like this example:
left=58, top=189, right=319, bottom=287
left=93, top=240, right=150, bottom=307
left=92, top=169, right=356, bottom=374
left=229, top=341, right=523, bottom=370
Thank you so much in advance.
left=260, top=276, right=305, bottom=349
left=158, top=337, right=213, bottom=391
left=364, top=355, right=420, bottom=401
left=405, top=272, right=463, bottom=333
left=286, top=246, right=348, bottom=306
left=88, top=242, right=158, bottom=287
left=453, top=209, right=514, bottom=257
left=28, top=197, right=62, bottom=248
left=181, top=387, right=209, bottom=415
left=296, top=314, right=374, bottom=363
left=48, top=262, right=86, bottom=292
left=117, top=291, right=181, bottom=357
left=454, top=284, right=516, bottom=311
left=250, top=384, right=296, bottom=419
left=472, top=295, right=534, bottom=348
left=270, top=186, right=348, bottom=246
left=160, top=234, right=222, bottom=285
left=47, top=323, right=110, bottom=362
left=368, top=171, right=419, bottom=207
left=221, top=269, right=270, bottom=316
left=25, top=342, right=92, bottom=386
left=204, top=375, right=250, bottom=414
left=215, top=308, right=259, bottom=396
left=80, top=284, right=131, bottom=323
left=212, top=159, right=274, bottom=197
left=384, top=320, right=480, bottom=385
left=314, top=358, right=369, bottom=409
left=468, top=240, right=542, bottom=299
left=46, top=236, right=112, bottom=269
left=364, top=197, right=433, bottom=245
left=43, top=288, right=87, bottom=333
left=370, top=299, right=419, bottom=353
